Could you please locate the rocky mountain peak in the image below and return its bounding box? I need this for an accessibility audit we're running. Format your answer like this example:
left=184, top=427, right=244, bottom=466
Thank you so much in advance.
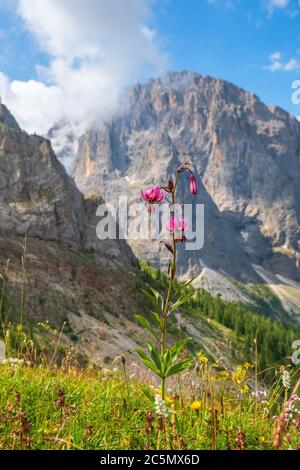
left=71, top=71, right=300, bottom=290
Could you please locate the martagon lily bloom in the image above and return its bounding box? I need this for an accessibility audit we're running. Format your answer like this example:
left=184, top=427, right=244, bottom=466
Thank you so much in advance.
left=166, top=216, right=188, bottom=233
left=167, top=216, right=188, bottom=243
left=190, top=174, right=198, bottom=195
left=141, top=186, right=165, bottom=212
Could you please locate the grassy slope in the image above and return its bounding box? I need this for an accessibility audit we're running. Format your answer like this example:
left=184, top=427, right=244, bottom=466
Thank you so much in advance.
left=0, top=364, right=299, bottom=450
left=0, top=259, right=299, bottom=451
left=139, top=262, right=299, bottom=375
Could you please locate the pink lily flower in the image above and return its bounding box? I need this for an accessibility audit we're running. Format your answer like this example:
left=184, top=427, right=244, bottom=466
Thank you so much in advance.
left=167, top=216, right=188, bottom=233
left=141, top=186, right=165, bottom=203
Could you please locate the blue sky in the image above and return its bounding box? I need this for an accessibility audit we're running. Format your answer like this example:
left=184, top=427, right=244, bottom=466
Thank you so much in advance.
left=0, top=0, right=300, bottom=137
left=154, top=0, right=300, bottom=114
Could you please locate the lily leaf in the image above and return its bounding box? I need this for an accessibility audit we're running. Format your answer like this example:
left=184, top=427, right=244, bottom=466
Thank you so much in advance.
left=166, top=358, right=194, bottom=377
left=140, top=288, right=160, bottom=310
left=150, top=311, right=163, bottom=330
left=170, top=295, right=191, bottom=313
left=146, top=342, right=162, bottom=372
left=174, top=277, right=196, bottom=295
left=136, top=348, right=162, bottom=377
left=135, top=315, right=158, bottom=340
left=169, top=338, right=192, bottom=362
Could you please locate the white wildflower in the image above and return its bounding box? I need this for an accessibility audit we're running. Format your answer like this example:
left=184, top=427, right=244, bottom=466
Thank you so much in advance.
left=154, top=394, right=169, bottom=418
left=251, top=389, right=268, bottom=405
left=282, top=370, right=291, bottom=390
left=0, top=358, right=29, bottom=366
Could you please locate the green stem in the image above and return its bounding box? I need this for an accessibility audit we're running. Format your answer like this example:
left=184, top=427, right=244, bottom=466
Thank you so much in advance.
left=160, top=173, right=179, bottom=400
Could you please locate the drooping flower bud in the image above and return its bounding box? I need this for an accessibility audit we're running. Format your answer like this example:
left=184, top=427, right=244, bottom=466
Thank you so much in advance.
left=190, top=174, right=198, bottom=195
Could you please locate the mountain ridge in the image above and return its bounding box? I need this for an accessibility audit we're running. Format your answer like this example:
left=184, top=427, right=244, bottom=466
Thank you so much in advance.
left=70, top=71, right=300, bottom=323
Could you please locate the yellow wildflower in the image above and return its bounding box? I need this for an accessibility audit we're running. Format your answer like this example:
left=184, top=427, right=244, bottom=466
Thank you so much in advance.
left=165, top=396, right=174, bottom=404
left=232, top=365, right=247, bottom=385
left=239, top=385, right=249, bottom=395
left=190, top=401, right=201, bottom=411
left=218, top=370, right=230, bottom=381
left=197, top=352, right=209, bottom=365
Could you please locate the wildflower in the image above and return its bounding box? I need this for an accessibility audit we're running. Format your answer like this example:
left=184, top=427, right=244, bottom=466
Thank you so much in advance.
left=251, top=389, right=268, bottom=405
left=197, top=351, right=209, bottom=366
left=284, top=394, right=300, bottom=423
left=218, top=370, right=230, bottom=381
left=190, top=175, right=198, bottom=195
left=231, top=365, right=248, bottom=386
left=251, top=389, right=268, bottom=399
left=145, top=411, right=155, bottom=434
left=55, top=389, right=65, bottom=408
left=166, top=216, right=188, bottom=233
left=239, top=385, right=249, bottom=395
left=18, top=412, right=32, bottom=435
left=178, top=436, right=187, bottom=450
left=154, top=394, right=169, bottom=418
left=167, top=215, right=188, bottom=243
left=190, top=401, right=201, bottom=411
left=141, top=186, right=165, bottom=212
left=281, top=370, right=291, bottom=390
left=234, top=429, right=246, bottom=451
left=0, top=358, right=25, bottom=366
left=166, top=216, right=188, bottom=244
left=242, top=362, right=253, bottom=370
left=165, top=396, right=174, bottom=404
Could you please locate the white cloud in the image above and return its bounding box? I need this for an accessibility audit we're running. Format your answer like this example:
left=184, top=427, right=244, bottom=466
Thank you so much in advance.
left=265, top=0, right=290, bottom=12
left=0, top=0, right=167, bottom=159
left=269, top=0, right=289, bottom=7
left=263, top=51, right=300, bottom=71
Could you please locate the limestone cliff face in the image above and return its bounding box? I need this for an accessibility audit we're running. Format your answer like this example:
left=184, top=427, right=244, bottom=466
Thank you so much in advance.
left=0, top=103, right=135, bottom=262
left=71, top=71, right=300, bottom=283
left=0, top=103, right=139, bottom=363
